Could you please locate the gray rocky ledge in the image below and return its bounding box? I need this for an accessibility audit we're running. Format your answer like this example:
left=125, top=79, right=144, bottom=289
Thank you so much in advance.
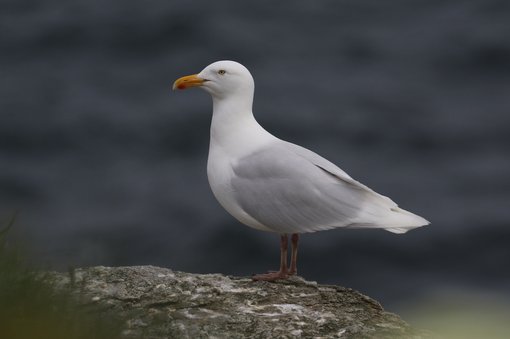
left=52, top=266, right=428, bottom=338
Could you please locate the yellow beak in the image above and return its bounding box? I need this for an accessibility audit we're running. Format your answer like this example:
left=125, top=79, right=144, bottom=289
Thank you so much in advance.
left=172, top=74, right=205, bottom=90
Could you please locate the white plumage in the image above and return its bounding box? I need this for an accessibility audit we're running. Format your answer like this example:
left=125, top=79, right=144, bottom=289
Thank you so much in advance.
left=173, top=60, right=429, bottom=280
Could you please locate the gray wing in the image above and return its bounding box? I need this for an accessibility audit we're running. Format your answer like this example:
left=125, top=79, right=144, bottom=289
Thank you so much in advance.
left=230, top=141, right=375, bottom=234
left=231, top=140, right=429, bottom=234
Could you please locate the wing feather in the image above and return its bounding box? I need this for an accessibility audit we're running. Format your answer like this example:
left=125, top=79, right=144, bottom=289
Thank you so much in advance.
left=231, top=141, right=429, bottom=234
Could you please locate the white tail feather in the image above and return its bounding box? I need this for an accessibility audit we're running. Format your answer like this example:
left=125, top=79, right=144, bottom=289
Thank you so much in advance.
left=352, top=192, right=430, bottom=234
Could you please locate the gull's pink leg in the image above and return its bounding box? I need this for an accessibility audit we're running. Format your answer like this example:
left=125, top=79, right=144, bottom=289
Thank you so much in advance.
left=252, top=234, right=289, bottom=281
left=289, top=233, right=299, bottom=276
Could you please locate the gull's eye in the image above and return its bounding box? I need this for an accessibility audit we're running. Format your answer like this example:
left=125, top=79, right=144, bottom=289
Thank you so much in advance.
left=218, top=69, right=226, bottom=75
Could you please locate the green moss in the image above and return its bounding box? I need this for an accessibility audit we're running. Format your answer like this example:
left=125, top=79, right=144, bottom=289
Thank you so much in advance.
left=0, top=215, right=122, bottom=339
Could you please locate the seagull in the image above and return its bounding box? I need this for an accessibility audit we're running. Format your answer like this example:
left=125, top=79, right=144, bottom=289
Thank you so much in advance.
left=173, top=60, right=429, bottom=281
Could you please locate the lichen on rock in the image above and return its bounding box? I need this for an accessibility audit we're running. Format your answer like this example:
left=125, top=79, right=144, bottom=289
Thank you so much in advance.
left=52, top=266, right=429, bottom=338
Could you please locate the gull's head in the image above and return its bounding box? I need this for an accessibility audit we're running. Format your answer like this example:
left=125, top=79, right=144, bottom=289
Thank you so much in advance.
left=173, top=60, right=254, bottom=100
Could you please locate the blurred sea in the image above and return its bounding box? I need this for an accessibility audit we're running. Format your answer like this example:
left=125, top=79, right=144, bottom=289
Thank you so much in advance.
left=1, top=0, right=510, bottom=315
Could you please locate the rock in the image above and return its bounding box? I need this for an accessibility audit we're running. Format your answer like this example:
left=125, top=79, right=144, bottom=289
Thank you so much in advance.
left=52, top=266, right=429, bottom=338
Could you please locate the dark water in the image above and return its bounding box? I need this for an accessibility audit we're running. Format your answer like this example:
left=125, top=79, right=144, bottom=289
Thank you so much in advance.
left=1, top=0, right=510, bottom=314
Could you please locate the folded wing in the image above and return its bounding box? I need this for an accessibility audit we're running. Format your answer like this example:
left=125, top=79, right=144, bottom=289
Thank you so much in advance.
left=231, top=141, right=429, bottom=234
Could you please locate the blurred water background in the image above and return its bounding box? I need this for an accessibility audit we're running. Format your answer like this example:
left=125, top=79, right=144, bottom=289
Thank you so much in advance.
left=1, top=0, right=510, bottom=328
